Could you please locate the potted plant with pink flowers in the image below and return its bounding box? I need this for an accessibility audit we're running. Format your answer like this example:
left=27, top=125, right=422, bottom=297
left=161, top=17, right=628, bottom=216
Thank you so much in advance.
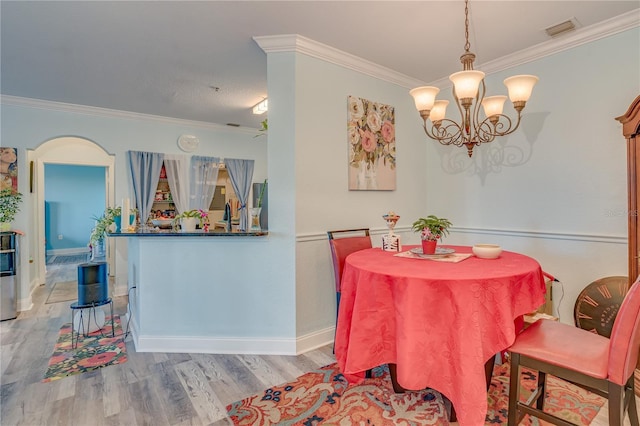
left=173, top=209, right=208, bottom=232
left=412, top=215, right=452, bottom=254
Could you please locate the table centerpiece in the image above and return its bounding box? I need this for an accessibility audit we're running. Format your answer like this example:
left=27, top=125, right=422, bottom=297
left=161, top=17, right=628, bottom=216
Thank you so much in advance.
left=411, top=215, right=452, bottom=254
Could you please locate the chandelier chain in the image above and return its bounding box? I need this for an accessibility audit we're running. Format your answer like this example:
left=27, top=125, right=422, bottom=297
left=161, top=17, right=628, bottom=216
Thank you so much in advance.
left=463, top=0, right=470, bottom=53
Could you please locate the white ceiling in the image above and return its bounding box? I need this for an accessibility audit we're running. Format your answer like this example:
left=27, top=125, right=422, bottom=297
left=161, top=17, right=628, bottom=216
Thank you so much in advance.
left=2, top=1, right=638, bottom=130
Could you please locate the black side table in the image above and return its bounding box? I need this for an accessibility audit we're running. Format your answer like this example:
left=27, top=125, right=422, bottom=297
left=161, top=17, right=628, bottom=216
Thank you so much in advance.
left=70, top=298, right=114, bottom=349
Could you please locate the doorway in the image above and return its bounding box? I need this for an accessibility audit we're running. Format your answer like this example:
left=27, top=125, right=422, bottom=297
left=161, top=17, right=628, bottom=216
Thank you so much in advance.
left=29, top=137, right=115, bottom=290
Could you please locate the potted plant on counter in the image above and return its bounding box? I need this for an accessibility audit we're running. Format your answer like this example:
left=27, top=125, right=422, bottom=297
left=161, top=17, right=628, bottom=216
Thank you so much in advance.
left=89, top=208, right=118, bottom=260
left=173, top=209, right=208, bottom=232
left=0, top=188, right=23, bottom=232
left=110, top=206, right=138, bottom=232
left=412, top=215, right=452, bottom=254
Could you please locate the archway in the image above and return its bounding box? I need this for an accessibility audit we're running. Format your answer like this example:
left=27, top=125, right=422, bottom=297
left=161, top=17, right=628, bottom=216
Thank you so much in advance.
left=28, top=137, right=115, bottom=292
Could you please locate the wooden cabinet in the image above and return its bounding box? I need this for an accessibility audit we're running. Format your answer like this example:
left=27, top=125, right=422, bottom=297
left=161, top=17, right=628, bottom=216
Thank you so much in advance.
left=616, top=95, right=640, bottom=396
left=616, top=95, right=640, bottom=288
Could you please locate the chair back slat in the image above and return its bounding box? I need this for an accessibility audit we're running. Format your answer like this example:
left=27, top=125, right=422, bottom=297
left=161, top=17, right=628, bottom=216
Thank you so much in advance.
left=327, top=229, right=371, bottom=293
left=608, top=276, right=640, bottom=385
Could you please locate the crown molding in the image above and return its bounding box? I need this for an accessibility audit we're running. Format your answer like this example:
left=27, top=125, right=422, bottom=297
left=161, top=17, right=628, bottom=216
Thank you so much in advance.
left=257, top=10, right=638, bottom=90
left=429, top=9, right=640, bottom=88
left=0, top=95, right=260, bottom=135
left=253, top=34, right=425, bottom=89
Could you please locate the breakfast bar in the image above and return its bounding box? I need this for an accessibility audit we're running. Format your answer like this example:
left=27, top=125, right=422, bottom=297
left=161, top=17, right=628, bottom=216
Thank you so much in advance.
left=109, top=230, right=280, bottom=354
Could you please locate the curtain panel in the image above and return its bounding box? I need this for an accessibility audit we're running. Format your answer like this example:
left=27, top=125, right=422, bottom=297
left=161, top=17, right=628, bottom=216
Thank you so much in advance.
left=163, top=154, right=189, bottom=215
left=225, top=158, right=255, bottom=231
left=190, top=156, right=220, bottom=212
left=127, top=151, right=164, bottom=227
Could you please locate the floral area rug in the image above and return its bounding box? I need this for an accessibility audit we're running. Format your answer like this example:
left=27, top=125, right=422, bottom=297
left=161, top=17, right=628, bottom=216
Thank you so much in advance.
left=226, top=362, right=605, bottom=425
left=43, top=315, right=127, bottom=382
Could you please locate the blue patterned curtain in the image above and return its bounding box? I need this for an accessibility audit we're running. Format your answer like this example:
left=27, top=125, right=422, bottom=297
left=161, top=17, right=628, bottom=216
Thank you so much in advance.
left=225, top=158, right=254, bottom=231
left=127, top=151, right=164, bottom=226
left=190, top=156, right=221, bottom=211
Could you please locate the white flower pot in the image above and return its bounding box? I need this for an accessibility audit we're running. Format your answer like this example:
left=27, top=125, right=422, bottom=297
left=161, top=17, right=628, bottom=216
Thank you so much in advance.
left=181, top=217, right=197, bottom=233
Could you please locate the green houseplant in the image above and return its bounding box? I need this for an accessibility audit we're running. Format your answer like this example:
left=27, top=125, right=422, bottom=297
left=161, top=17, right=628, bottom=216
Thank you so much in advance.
left=173, top=209, right=208, bottom=232
left=89, top=207, right=120, bottom=260
left=253, top=118, right=268, bottom=138
left=412, top=215, right=452, bottom=254
left=256, top=178, right=267, bottom=208
left=0, top=188, right=23, bottom=231
left=89, top=208, right=117, bottom=245
left=111, top=206, right=138, bottom=231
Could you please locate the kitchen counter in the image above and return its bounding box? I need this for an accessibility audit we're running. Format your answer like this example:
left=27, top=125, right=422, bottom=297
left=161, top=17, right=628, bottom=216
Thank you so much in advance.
left=111, top=228, right=282, bottom=355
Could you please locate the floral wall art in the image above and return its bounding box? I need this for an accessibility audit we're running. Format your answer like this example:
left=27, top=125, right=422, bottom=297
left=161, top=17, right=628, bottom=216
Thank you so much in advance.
left=0, top=147, right=18, bottom=191
left=348, top=96, right=396, bottom=190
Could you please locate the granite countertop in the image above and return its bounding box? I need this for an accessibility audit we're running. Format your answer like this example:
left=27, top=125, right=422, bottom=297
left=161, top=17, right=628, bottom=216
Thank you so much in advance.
left=108, top=230, right=268, bottom=237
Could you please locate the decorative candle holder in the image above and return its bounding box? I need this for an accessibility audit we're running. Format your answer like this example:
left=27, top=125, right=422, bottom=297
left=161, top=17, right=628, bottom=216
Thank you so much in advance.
left=382, top=212, right=401, bottom=252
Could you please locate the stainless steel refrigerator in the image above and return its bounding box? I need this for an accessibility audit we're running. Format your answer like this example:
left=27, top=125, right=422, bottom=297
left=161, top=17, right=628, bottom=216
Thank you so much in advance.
left=1, top=232, right=18, bottom=321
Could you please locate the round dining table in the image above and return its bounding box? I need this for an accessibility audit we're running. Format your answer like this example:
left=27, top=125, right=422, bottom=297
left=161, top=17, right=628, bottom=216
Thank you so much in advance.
left=334, top=245, right=547, bottom=426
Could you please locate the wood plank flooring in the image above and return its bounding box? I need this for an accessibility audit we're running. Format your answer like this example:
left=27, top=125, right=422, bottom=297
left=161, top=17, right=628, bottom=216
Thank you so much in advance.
left=0, top=263, right=335, bottom=426
left=0, top=262, right=635, bottom=425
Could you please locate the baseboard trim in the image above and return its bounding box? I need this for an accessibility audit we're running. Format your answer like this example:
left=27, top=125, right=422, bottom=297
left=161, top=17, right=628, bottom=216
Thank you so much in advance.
left=296, top=326, right=335, bottom=355
left=133, top=334, right=298, bottom=355
left=17, top=282, right=37, bottom=313
left=127, top=322, right=333, bottom=356
left=47, top=248, right=89, bottom=256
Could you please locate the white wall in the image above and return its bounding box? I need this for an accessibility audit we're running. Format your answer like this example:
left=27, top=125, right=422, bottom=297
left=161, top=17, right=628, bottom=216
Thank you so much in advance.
left=287, top=54, right=430, bottom=341
left=1, top=102, right=267, bottom=312
left=427, top=27, right=639, bottom=323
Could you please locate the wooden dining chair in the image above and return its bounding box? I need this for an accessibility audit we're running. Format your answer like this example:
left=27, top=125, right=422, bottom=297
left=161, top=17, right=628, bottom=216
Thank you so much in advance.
left=507, top=276, right=640, bottom=426
left=327, top=228, right=372, bottom=317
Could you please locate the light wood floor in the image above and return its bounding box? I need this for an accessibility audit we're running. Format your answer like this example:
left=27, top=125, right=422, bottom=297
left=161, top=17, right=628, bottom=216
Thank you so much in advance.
left=1, top=263, right=336, bottom=426
left=0, top=262, right=635, bottom=425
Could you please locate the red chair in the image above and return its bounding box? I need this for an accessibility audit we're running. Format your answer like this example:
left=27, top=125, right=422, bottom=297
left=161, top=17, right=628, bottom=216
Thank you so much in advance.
left=507, top=277, right=640, bottom=426
left=327, top=228, right=372, bottom=316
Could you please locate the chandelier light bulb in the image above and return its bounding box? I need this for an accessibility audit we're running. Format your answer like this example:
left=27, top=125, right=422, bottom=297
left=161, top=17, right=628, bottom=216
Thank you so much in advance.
left=481, top=95, right=507, bottom=118
left=409, top=86, right=440, bottom=112
left=504, top=75, right=539, bottom=103
left=449, top=70, right=485, bottom=100
left=430, top=100, right=449, bottom=123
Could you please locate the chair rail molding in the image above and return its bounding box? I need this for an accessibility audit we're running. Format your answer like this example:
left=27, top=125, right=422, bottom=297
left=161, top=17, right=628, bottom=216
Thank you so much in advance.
left=453, top=226, right=626, bottom=245
left=296, top=227, right=626, bottom=244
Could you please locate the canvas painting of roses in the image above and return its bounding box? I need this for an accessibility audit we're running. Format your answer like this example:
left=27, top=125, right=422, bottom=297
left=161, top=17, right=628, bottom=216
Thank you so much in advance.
left=348, top=96, right=396, bottom=190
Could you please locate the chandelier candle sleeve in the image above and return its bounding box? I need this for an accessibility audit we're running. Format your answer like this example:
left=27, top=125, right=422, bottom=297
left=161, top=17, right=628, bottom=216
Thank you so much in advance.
left=409, top=0, right=538, bottom=157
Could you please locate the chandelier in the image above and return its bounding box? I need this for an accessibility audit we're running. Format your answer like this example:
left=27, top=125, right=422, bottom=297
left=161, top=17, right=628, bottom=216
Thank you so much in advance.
left=410, top=0, right=538, bottom=157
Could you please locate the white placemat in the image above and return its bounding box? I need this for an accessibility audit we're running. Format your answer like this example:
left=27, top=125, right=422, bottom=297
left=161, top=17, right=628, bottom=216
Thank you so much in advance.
left=394, top=250, right=473, bottom=263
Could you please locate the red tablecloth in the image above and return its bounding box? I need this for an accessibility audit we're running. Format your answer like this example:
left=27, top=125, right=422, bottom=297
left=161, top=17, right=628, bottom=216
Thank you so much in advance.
left=334, top=245, right=546, bottom=426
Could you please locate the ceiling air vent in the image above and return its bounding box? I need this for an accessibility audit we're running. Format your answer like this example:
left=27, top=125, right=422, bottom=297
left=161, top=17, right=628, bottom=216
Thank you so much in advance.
left=545, top=19, right=578, bottom=38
